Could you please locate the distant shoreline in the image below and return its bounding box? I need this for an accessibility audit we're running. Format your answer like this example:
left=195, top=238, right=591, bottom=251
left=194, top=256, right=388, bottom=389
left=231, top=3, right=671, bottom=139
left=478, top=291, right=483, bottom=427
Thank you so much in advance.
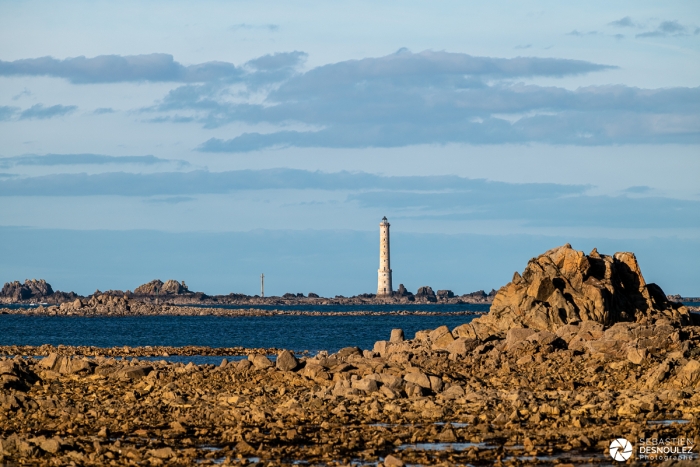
left=0, top=303, right=489, bottom=317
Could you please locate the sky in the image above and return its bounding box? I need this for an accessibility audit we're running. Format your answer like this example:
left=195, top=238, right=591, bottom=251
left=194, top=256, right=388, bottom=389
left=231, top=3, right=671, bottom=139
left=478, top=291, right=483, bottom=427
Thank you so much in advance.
left=0, top=1, right=699, bottom=296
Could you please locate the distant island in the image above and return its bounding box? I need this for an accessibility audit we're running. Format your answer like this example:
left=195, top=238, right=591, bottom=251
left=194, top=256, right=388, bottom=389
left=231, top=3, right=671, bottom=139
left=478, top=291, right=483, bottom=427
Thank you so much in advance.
left=0, top=278, right=499, bottom=306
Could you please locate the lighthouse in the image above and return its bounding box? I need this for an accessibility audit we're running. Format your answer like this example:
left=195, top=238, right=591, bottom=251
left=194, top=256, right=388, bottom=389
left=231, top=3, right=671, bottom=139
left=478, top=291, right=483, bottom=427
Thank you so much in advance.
left=377, top=216, right=393, bottom=296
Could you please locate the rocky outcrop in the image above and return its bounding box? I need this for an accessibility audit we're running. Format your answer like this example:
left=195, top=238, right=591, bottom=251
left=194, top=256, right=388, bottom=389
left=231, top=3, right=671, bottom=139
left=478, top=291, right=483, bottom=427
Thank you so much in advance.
left=134, top=279, right=189, bottom=295
left=415, top=286, right=437, bottom=302
left=460, top=244, right=690, bottom=338
left=1, top=279, right=54, bottom=301
left=437, top=289, right=454, bottom=299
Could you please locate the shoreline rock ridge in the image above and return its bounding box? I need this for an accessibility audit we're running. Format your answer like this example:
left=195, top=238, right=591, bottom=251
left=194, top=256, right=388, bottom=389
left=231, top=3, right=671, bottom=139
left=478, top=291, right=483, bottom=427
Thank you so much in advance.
left=459, top=244, right=690, bottom=339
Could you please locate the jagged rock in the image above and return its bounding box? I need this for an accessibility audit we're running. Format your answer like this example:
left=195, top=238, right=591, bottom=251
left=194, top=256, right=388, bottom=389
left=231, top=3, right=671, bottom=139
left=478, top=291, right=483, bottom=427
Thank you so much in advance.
left=134, top=280, right=188, bottom=295
left=437, top=289, right=454, bottom=298
left=0, top=360, right=38, bottom=391
left=460, top=244, right=691, bottom=336
left=394, top=284, right=413, bottom=297
left=674, top=360, right=700, bottom=388
left=429, top=325, right=455, bottom=350
left=415, top=286, right=436, bottom=299
left=1, top=279, right=54, bottom=301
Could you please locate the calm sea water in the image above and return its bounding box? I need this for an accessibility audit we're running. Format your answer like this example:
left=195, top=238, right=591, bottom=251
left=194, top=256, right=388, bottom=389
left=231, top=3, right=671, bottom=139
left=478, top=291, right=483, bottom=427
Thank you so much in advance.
left=0, top=304, right=487, bottom=353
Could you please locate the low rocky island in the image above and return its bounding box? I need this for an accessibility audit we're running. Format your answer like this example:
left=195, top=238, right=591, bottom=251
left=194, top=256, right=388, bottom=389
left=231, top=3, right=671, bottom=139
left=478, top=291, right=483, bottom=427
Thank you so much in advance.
left=1, top=278, right=496, bottom=307
left=1, top=245, right=699, bottom=465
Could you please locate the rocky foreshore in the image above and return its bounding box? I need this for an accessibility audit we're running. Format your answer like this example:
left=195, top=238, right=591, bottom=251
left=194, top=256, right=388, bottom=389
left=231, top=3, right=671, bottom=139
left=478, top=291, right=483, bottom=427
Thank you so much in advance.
left=1, top=319, right=699, bottom=465
left=1, top=245, right=699, bottom=465
left=0, top=345, right=281, bottom=358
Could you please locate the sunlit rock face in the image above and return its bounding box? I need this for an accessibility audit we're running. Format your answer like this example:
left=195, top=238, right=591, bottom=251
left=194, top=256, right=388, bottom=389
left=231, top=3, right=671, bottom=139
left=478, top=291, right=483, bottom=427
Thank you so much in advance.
left=459, top=244, right=690, bottom=338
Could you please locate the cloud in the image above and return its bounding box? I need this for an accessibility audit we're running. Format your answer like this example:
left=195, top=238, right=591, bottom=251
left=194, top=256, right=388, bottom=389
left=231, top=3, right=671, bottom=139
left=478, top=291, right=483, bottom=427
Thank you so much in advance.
left=0, top=53, right=243, bottom=84
left=0, top=168, right=587, bottom=197
left=12, top=88, right=32, bottom=100
left=93, top=107, right=115, bottom=114
left=624, top=186, right=652, bottom=194
left=195, top=82, right=700, bottom=149
left=11, top=49, right=693, bottom=148
left=567, top=30, right=597, bottom=36
left=0, top=153, right=189, bottom=169
left=160, top=50, right=695, bottom=148
left=18, top=104, right=76, bottom=119
left=514, top=44, right=532, bottom=49
left=637, top=20, right=688, bottom=38
left=246, top=51, right=307, bottom=71
left=609, top=17, right=636, bottom=28
left=0, top=106, right=18, bottom=121
left=349, top=191, right=700, bottom=229
left=0, top=169, right=695, bottom=229
left=143, top=196, right=196, bottom=204
left=229, top=23, right=279, bottom=32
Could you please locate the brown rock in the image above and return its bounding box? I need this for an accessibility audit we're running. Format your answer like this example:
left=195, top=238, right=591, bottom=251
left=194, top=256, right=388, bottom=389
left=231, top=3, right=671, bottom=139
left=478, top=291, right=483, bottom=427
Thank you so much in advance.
left=249, top=354, right=273, bottom=369
left=390, top=329, right=405, bottom=343
left=352, top=378, right=379, bottom=392
left=445, top=337, right=479, bottom=356
left=457, top=244, right=691, bottom=336
left=276, top=350, right=298, bottom=371
left=149, top=447, right=174, bottom=459
left=39, top=438, right=61, bottom=454
left=404, top=371, right=431, bottom=389
left=384, top=454, right=405, bottom=466
left=675, top=359, right=700, bottom=387
left=119, top=365, right=153, bottom=380
left=441, top=384, right=465, bottom=400
left=627, top=347, right=647, bottom=365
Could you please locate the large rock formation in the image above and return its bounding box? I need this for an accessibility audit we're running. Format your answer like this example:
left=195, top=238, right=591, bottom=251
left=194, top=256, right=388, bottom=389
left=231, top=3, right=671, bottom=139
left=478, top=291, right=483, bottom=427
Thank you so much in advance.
left=1, top=279, right=54, bottom=301
left=134, top=280, right=189, bottom=295
left=459, top=244, right=690, bottom=338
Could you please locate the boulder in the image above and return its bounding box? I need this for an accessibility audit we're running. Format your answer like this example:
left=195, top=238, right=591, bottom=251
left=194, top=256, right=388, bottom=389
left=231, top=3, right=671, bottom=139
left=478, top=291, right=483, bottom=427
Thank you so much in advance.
left=337, top=347, right=362, bottom=359
left=384, top=455, right=405, bottom=467
left=390, top=329, right=405, bottom=343
left=437, top=290, right=454, bottom=298
left=118, top=365, right=153, bottom=380
left=351, top=378, right=379, bottom=392
left=458, top=244, right=691, bottom=336
left=404, top=371, right=431, bottom=389
left=249, top=354, right=273, bottom=369
left=276, top=350, right=298, bottom=371
left=445, top=337, right=480, bottom=356
left=674, top=360, right=700, bottom=388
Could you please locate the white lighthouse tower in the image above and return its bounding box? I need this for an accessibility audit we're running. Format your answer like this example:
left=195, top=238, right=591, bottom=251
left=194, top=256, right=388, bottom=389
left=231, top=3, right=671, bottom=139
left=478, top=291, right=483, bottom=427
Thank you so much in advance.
left=377, top=216, right=393, bottom=296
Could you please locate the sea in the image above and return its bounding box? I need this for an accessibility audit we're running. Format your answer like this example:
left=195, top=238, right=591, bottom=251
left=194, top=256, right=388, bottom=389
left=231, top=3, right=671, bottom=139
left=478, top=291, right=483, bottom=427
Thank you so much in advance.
left=2, top=302, right=697, bottom=364
left=0, top=304, right=488, bottom=355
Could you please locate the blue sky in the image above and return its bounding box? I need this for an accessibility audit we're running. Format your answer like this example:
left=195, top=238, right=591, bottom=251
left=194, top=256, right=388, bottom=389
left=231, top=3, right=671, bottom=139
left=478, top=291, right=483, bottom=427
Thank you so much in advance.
left=0, top=1, right=698, bottom=296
